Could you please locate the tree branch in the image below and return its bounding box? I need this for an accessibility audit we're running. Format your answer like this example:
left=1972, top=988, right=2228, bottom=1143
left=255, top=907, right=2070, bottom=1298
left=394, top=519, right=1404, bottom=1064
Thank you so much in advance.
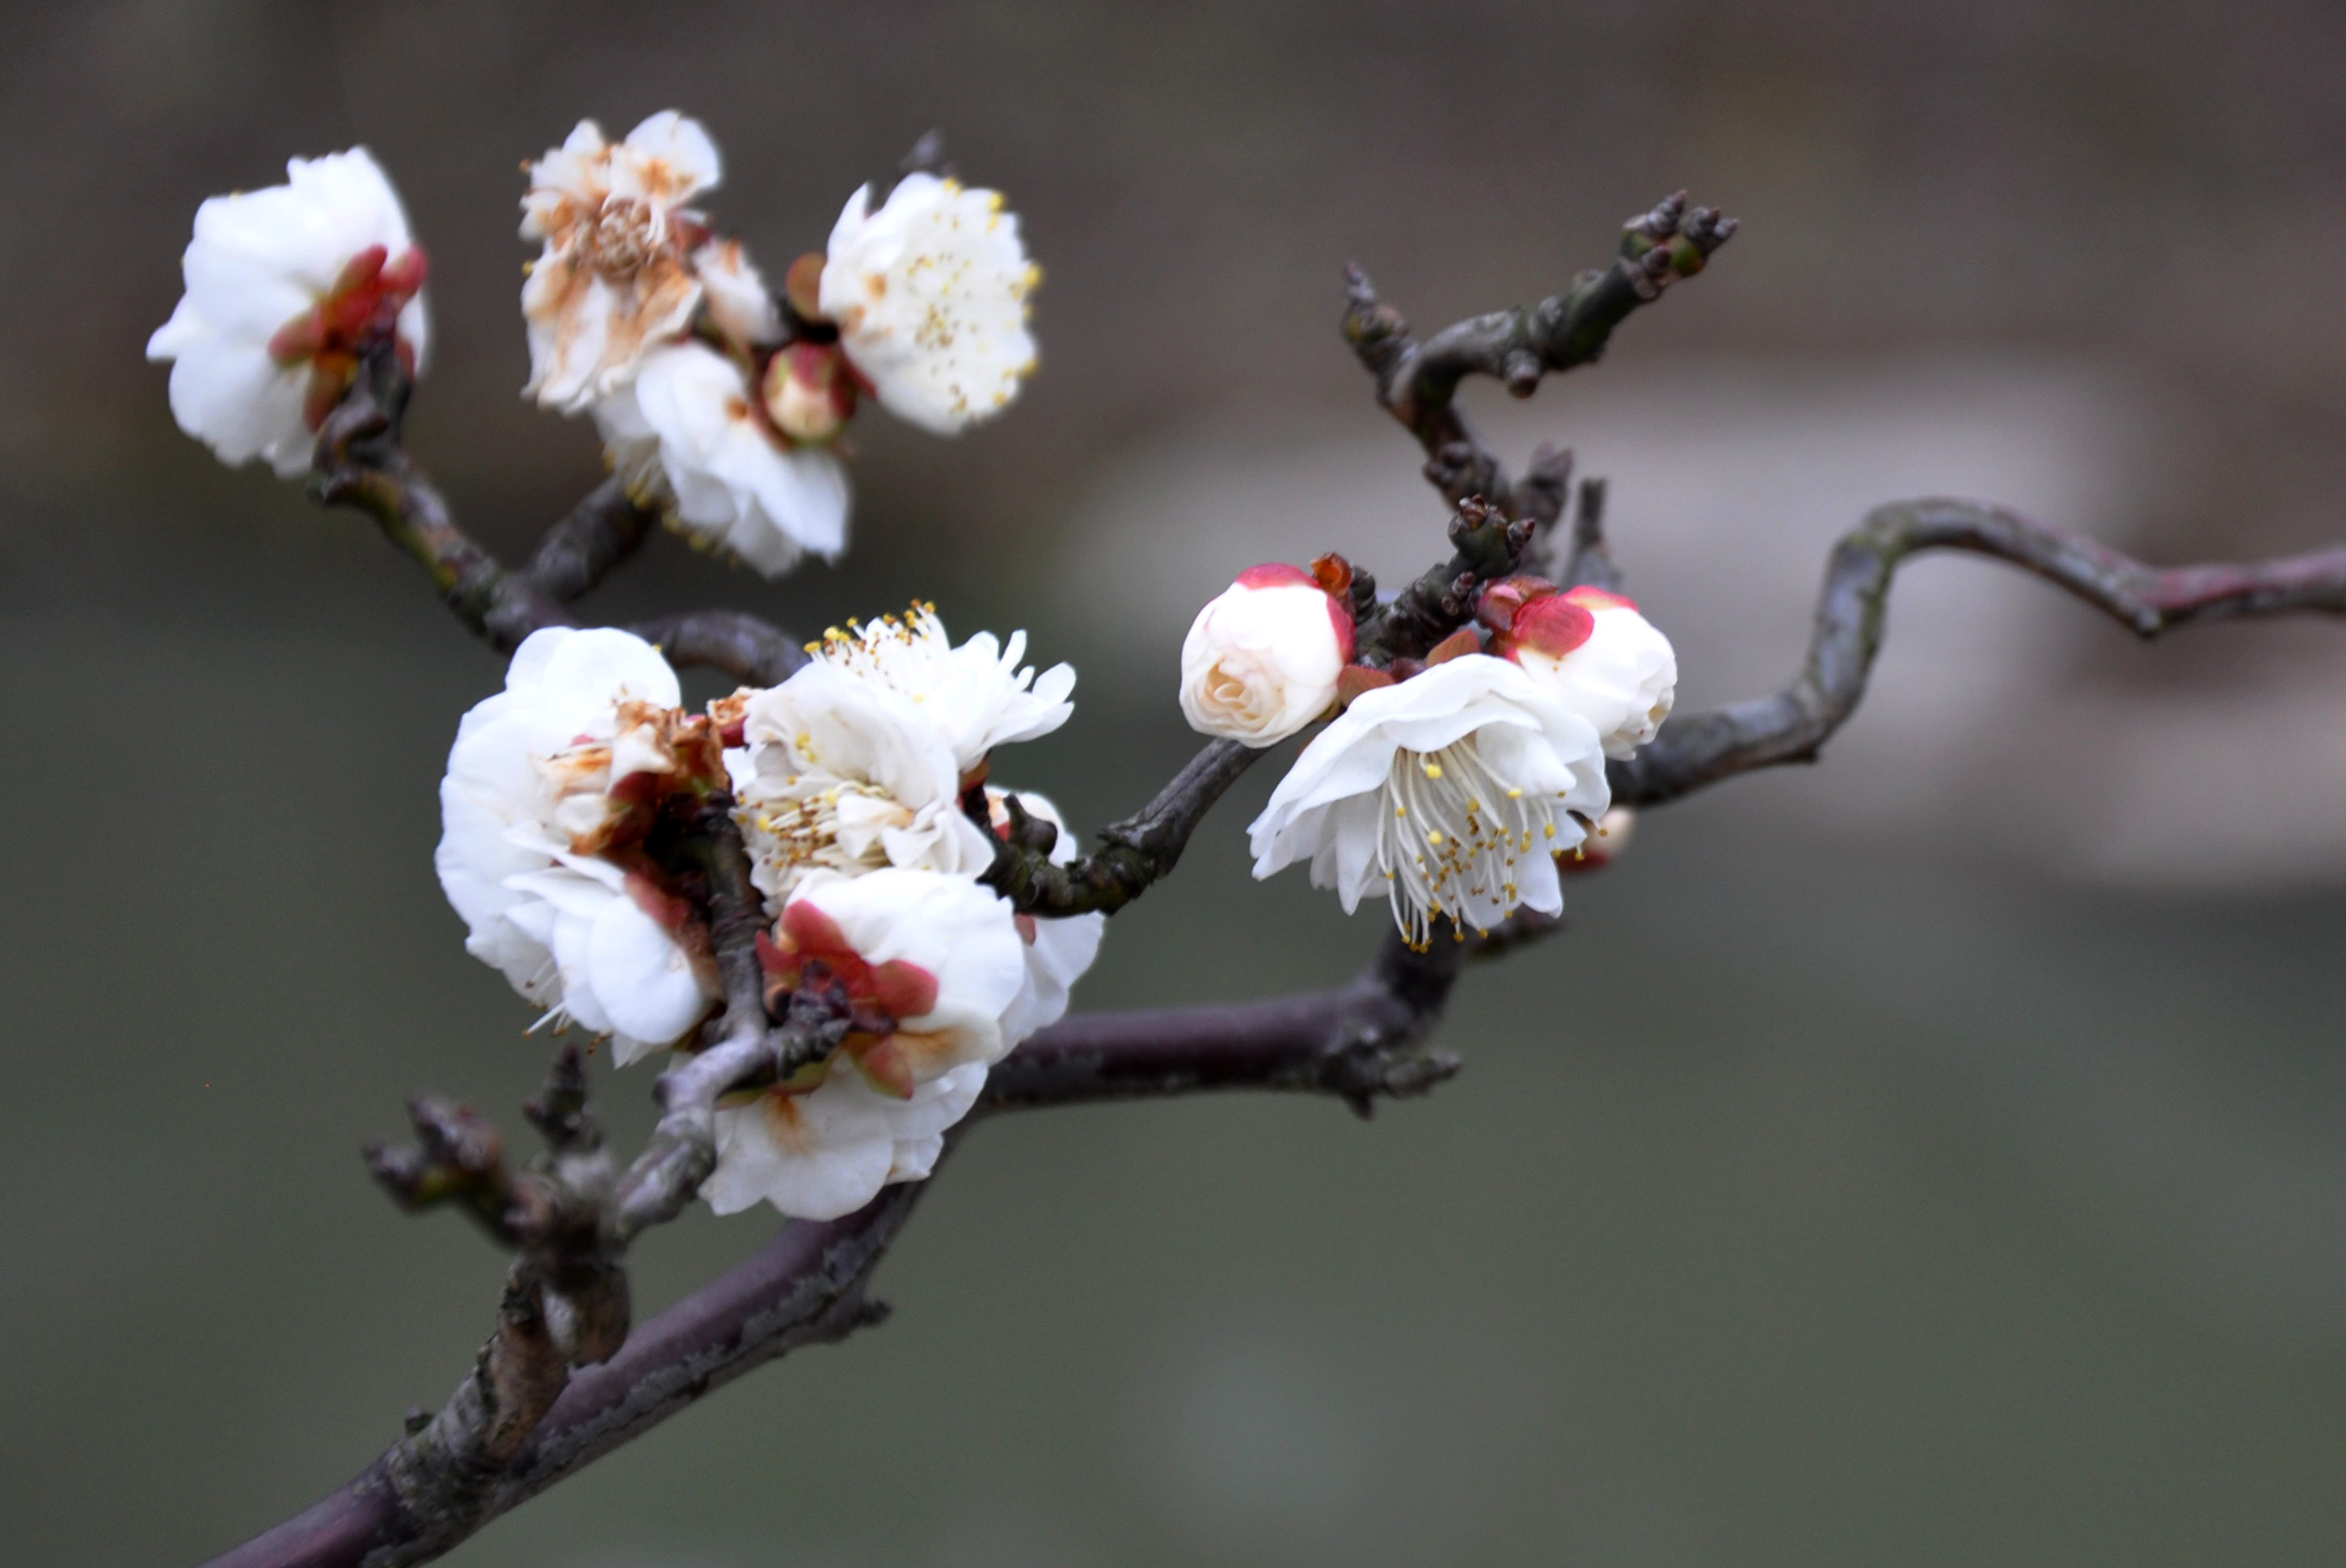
left=1610, top=498, right=2346, bottom=807
left=1344, top=192, right=1735, bottom=516
left=312, top=344, right=573, bottom=654
left=197, top=925, right=1482, bottom=1568
left=312, top=341, right=802, bottom=685
left=985, top=929, right=1466, bottom=1116
left=522, top=478, right=657, bottom=604
left=631, top=609, right=809, bottom=687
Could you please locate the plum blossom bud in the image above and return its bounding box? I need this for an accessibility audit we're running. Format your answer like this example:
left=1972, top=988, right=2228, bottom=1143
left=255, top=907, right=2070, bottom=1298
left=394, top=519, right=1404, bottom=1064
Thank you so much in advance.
left=1487, top=580, right=1677, bottom=758
left=1179, top=564, right=1357, bottom=747
left=148, top=149, right=428, bottom=479
left=761, top=343, right=857, bottom=444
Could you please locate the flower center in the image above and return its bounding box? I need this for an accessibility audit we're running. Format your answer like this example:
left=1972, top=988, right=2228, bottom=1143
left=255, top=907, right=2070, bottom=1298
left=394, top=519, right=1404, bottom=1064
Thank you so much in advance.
left=1377, top=736, right=1563, bottom=950
left=586, top=196, right=663, bottom=278
left=745, top=778, right=910, bottom=893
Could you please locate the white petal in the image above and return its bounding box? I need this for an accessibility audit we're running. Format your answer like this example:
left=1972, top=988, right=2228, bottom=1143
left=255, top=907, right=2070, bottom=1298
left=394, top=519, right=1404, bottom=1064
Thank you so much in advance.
left=584, top=893, right=711, bottom=1044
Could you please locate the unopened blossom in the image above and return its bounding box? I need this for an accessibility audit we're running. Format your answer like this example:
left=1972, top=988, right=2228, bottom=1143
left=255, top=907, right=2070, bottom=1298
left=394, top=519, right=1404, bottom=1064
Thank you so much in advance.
left=596, top=339, right=848, bottom=577
left=987, top=789, right=1107, bottom=1046
left=1179, top=563, right=1356, bottom=746
left=812, top=603, right=1074, bottom=775
left=437, top=627, right=716, bottom=1064
left=727, top=662, right=994, bottom=904
left=818, top=172, right=1039, bottom=434
left=703, top=868, right=1026, bottom=1220
left=521, top=112, right=722, bottom=411
left=1247, top=653, right=1611, bottom=948
left=1484, top=580, right=1677, bottom=758
left=148, top=148, right=428, bottom=478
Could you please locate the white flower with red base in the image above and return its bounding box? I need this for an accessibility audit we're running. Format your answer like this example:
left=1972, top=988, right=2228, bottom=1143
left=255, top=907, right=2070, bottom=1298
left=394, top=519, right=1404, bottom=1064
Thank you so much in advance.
left=703, top=868, right=1027, bottom=1220
left=594, top=339, right=849, bottom=577
left=148, top=148, right=428, bottom=479
left=811, top=604, right=1075, bottom=776
left=436, top=628, right=719, bottom=1065
left=725, top=661, right=996, bottom=904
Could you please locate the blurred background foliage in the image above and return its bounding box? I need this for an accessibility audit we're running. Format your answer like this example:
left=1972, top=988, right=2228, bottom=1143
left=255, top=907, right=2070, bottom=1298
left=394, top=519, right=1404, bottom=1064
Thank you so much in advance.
left=3, top=2, right=2344, bottom=1563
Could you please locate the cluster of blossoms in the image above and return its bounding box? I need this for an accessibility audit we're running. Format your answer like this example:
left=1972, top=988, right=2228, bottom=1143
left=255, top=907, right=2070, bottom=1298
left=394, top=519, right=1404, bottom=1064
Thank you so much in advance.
left=143, top=114, right=1679, bottom=1224
left=1181, top=558, right=1676, bottom=947
left=150, top=113, right=1038, bottom=575
left=437, top=611, right=1097, bottom=1221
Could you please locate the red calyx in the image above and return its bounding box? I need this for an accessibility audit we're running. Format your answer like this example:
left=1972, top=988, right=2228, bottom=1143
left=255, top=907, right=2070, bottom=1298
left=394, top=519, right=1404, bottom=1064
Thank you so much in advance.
left=1508, top=594, right=1597, bottom=660
left=268, top=242, right=430, bottom=430
left=1234, top=562, right=1318, bottom=591
left=1335, top=664, right=1398, bottom=708
left=765, top=900, right=940, bottom=1026
left=1474, top=572, right=1597, bottom=662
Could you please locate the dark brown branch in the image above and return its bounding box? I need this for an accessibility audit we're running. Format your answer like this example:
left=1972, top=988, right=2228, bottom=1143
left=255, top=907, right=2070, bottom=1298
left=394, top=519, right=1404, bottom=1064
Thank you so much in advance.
left=1344, top=192, right=1734, bottom=517
left=200, top=1181, right=922, bottom=1568
left=985, top=930, right=1466, bottom=1117
left=980, top=736, right=1258, bottom=917
left=312, top=340, right=805, bottom=686
left=631, top=609, right=809, bottom=686
left=199, top=927, right=1480, bottom=1568
left=312, top=344, right=573, bottom=654
left=522, top=478, right=657, bottom=604
left=1610, top=498, right=2346, bottom=807
left=306, top=803, right=854, bottom=1563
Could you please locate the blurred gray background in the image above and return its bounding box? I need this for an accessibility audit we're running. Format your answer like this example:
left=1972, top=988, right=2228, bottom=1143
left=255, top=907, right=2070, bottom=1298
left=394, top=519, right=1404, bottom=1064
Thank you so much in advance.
left=5, top=2, right=2345, bottom=1564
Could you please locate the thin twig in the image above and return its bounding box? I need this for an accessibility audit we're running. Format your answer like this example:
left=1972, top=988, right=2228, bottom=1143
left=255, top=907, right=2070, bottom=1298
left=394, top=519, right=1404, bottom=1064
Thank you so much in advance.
left=1343, top=192, right=1735, bottom=516
left=312, top=341, right=803, bottom=685
left=1611, top=498, right=2346, bottom=807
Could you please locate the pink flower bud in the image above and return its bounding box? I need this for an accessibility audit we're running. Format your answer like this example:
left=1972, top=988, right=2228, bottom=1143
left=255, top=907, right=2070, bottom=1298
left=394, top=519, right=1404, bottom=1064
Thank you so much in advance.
left=1179, top=564, right=1357, bottom=746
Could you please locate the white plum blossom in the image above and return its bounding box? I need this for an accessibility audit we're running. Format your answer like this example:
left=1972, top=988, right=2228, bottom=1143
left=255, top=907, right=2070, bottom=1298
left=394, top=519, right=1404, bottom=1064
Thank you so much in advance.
left=436, top=627, right=716, bottom=1064
left=703, top=868, right=1027, bottom=1220
left=1492, top=584, right=1677, bottom=759
left=1247, top=653, right=1611, bottom=948
left=819, top=172, right=1039, bottom=434
left=148, top=147, right=428, bottom=478
left=707, top=1058, right=987, bottom=1222
left=596, top=339, right=848, bottom=577
left=813, top=603, right=1074, bottom=775
left=692, top=236, right=781, bottom=351
left=988, top=788, right=1107, bottom=1047
left=521, top=112, right=722, bottom=411
left=1179, top=563, right=1356, bottom=746
left=727, top=661, right=995, bottom=904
